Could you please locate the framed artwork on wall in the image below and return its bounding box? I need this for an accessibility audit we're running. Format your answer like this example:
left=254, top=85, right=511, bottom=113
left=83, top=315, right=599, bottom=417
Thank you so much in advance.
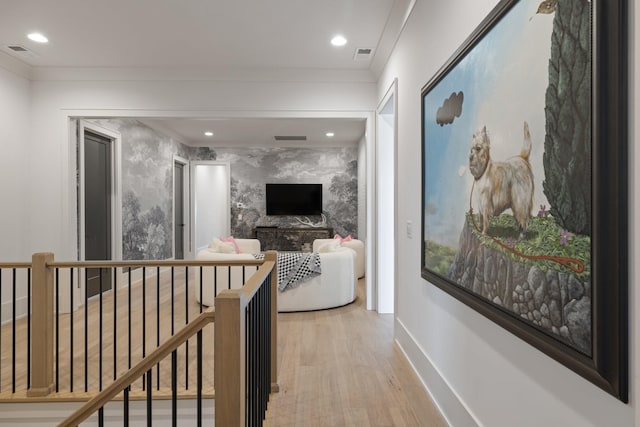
left=420, top=0, right=627, bottom=401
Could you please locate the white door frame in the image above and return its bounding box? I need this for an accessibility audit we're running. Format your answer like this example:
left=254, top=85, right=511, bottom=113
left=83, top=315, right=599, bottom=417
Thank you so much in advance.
left=77, top=120, right=123, bottom=300
left=372, top=78, right=398, bottom=313
left=173, top=156, right=190, bottom=259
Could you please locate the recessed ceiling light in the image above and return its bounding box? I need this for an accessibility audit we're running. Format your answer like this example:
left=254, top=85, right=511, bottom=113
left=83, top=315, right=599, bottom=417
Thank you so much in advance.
left=27, top=33, right=48, bottom=43
left=330, top=35, right=347, bottom=47
left=204, top=131, right=214, bottom=137
left=326, top=132, right=335, bottom=137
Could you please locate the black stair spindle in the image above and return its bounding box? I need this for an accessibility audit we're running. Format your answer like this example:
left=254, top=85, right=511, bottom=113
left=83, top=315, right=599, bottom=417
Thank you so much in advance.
left=70, top=268, right=74, bottom=393
left=124, top=386, right=130, bottom=427
left=84, top=268, right=88, bottom=392
left=12, top=269, right=16, bottom=393
left=128, top=268, right=132, bottom=372
left=99, top=268, right=103, bottom=391
left=55, top=268, right=59, bottom=392
left=0, top=268, right=2, bottom=392
left=142, top=267, right=146, bottom=390
left=197, top=330, right=203, bottom=427
left=146, top=369, right=153, bottom=427
left=157, top=266, right=160, bottom=391
left=27, top=269, right=31, bottom=389
left=113, top=267, right=117, bottom=381
left=172, top=350, right=177, bottom=427
left=184, top=268, right=189, bottom=389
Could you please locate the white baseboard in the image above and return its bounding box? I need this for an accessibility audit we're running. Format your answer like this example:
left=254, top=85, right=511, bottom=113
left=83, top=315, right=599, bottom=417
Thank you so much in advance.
left=1, top=296, right=28, bottom=325
left=116, top=264, right=175, bottom=289
left=395, top=317, right=480, bottom=427
left=0, top=399, right=214, bottom=426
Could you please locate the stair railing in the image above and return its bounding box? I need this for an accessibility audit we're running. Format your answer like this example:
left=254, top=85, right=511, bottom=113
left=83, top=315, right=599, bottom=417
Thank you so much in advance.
left=58, top=252, right=277, bottom=426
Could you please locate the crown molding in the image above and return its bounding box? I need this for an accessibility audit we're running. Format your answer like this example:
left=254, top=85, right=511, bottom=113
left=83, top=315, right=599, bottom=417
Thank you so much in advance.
left=370, top=0, right=417, bottom=78
left=28, top=66, right=377, bottom=83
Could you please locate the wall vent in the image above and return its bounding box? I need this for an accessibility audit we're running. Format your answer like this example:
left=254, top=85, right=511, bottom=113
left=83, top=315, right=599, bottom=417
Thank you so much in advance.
left=8, top=45, right=28, bottom=52
left=274, top=136, right=307, bottom=141
left=353, top=47, right=373, bottom=60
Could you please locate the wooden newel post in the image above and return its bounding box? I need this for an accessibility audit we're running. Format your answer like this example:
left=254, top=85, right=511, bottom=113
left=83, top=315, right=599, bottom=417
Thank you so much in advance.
left=28, top=252, right=54, bottom=397
left=215, top=291, right=246, bottom=426
left=264, top=250, right=279, bottom=392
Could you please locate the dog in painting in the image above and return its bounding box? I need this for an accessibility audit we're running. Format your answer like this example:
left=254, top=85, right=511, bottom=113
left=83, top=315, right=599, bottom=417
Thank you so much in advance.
left=468, top=121, right=534, bottom=237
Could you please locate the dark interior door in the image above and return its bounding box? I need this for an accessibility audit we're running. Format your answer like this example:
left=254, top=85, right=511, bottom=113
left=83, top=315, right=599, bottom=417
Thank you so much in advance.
left=174, top=162, right=185, bottom=259
left=84, top=130, right=112, bottom=298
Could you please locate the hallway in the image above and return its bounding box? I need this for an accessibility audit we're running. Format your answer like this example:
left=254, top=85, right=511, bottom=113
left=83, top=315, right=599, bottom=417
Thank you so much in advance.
left=266, top=279, right=447, bottom=426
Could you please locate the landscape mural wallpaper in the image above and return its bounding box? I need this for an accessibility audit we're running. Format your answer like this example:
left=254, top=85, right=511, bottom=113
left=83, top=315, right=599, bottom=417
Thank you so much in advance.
left=87, top=118, right=191, bottom=260
left=215, top=147, right=358, bottom=239
left=421, top=0, right=592, bottom=354
left=78, top=118, right=358, bottom=260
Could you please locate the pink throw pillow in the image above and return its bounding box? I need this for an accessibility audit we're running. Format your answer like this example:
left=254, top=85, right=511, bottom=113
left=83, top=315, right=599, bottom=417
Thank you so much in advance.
left=333, top=234, right=353, bottom=243
left=220, top=236, right=240, bottom=254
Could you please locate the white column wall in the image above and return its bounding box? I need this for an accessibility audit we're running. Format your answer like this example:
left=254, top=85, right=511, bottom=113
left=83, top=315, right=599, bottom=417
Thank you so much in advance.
left=0, top=66, right=29, bottom=261
left=378, top=0, right=638, bottom=426
left=26, top=77, right=377, bottom=260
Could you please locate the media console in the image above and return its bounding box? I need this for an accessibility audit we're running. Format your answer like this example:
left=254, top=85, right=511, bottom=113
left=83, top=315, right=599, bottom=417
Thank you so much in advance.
left=253, top=227, right=333, bottom=251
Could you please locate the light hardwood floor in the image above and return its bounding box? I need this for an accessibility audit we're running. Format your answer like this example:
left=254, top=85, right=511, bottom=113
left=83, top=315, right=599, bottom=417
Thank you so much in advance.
left=2, top=270, right=447, bottom=425
left=265, top=279, right=448, bottom=427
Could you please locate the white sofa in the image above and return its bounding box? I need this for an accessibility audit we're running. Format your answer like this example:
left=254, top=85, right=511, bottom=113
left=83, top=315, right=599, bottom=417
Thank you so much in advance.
left=194, top=238, right=261, bottom=306
left=277, top=248, right=356, bottom=312
left=313, top=238, right=365, bottom=278
left=194, top=237, right=357, bottom=312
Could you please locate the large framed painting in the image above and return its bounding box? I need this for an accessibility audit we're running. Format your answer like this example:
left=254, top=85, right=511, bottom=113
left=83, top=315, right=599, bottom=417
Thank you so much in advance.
left=421, top=0, right=627, bottom=401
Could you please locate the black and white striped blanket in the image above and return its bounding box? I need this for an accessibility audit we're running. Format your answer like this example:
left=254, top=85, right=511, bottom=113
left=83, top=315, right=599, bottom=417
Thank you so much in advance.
left=253, top=252, right=321, bottom=291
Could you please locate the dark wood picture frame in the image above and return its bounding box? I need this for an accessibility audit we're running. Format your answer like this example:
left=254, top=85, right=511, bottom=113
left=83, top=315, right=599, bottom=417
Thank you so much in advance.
left=420, top=0, right=627, bottom=401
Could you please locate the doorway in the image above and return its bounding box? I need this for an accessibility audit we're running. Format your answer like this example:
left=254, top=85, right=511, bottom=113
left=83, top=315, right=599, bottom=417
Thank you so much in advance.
left=191, top=161, right=231, bottom=253
left=78, top=120, right=122, bottom=299
left=83, top=131, right=113, bottom=297
left=174, top=158, right=188, bottom=259
left=376, top=80, right=397, bottom=314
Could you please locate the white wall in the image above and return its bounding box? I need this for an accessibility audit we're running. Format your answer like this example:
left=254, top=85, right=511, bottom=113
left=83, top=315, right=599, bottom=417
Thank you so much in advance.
left=0, top=66, right=31, bottom=324
left=0, top=66, right=29, bottom=260
left=23, top=75, right=376, bottom=260
left=378, top=0, right=638, bottom=426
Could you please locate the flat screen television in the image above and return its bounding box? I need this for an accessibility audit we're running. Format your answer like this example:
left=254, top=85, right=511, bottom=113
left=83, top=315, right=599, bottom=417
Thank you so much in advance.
left=266, top=183, right=322, bottom=215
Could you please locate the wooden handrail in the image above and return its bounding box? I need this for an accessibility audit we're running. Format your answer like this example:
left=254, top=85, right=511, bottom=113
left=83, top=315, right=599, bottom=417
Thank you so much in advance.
left=236, top=261, right=275, bottom=302
left=58, top=308, right=216, bottom=427
left=0, top=261, right=32, bottom=268
left=49, top=259, right=264, bottom=268
left=0, top=259, right=266, bottom=269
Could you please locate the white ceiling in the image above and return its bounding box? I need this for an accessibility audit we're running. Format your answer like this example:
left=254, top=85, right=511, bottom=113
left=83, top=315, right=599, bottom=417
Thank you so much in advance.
left=1, top=0, right=413, bottom=145
left=138, top=117, right=367, bottom=147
